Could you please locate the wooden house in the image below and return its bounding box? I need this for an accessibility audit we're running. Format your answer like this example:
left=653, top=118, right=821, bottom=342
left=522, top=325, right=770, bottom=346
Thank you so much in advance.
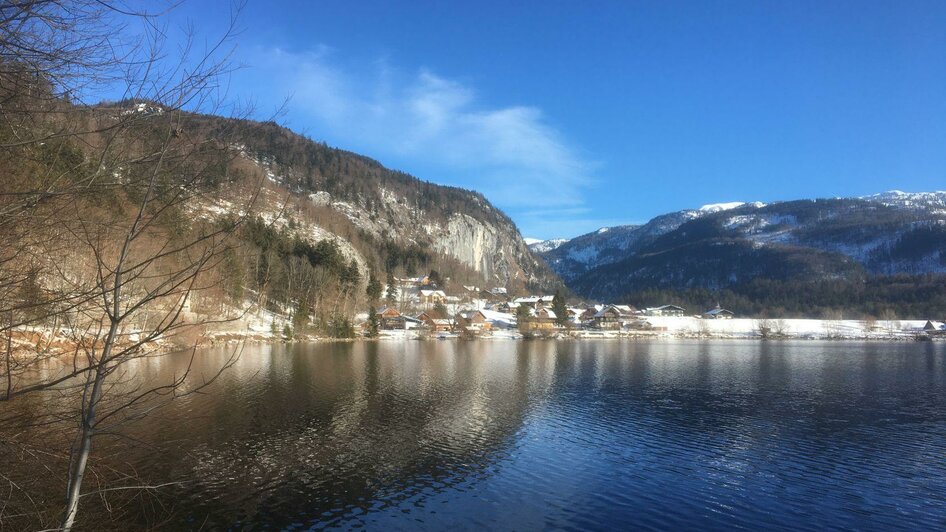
left=703, top=305, right=734, bottom=319
left=417, top=311, right=454, bottom=332
left=456, top=310, right=492, bottom=335
left=419, top=289, right=447, bottom=307
left=591, top=304, right=637, bottom=329
left=644, top=305, right=686, bottom=317
left=376, top=306, right=406, bottom=329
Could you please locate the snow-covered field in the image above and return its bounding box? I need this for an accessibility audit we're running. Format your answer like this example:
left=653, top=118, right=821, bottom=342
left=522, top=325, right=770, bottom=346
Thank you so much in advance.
left=620, top=317, right=928, bottom=340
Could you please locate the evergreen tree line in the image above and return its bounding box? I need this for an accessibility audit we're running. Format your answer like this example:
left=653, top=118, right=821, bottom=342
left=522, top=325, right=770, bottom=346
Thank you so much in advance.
left=620, top=274, right=946, bottom=320
left=226, top=216, right=362, bottom=336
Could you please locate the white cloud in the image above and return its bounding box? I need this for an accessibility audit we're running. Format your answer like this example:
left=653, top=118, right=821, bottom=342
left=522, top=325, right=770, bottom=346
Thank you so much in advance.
left=245, top=46, right=597, bottom=234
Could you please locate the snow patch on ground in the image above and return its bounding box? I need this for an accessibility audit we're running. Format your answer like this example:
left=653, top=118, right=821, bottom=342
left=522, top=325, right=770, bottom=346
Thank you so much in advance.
left=528, top=238, right=568, bottom=253
left=643, top=317, right=928, bottom=339
left=699, top=201, right=745, bottom=213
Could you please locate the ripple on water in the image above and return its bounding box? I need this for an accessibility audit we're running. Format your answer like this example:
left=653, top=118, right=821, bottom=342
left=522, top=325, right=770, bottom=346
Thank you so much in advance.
left=54, top=340, right=946, bottom=530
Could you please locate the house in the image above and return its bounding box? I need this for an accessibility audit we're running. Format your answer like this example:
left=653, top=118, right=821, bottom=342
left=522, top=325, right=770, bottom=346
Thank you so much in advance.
left=591, top=304, right=637, bottom=330
left=578, top=307, right=598, bottom=324
left=479, top=309, right=517, bottom=329
left=513, top=295, right=555, bottom=309
left=704, top=305, right=734, bottom=319
left=644, top=305, right=686, bottom=317
left=456, top=310, right=493, bottom=335
left=520, top=307, right=558, bottom=332
left=494, top=301, right=520, bottom=313
left=923, top=321, right=946, bottom=336
left=376, top=306, right=406, bottom=329
left=403, top=316, right=423, bottom=330
left=626, top=319, right=655, bottom=330
left=416, top=311, right=452, bottom=332
left=419, top=289, right=447, bottom=307
left=397, top=275, right=429, bottom=287
left=566, top=307, right=585, bottom=326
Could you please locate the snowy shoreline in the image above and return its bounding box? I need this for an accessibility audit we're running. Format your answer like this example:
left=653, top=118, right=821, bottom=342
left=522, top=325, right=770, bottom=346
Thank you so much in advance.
left=9, top=316, right=940, bottom=361
left=365, top=317, right=939, bottom=342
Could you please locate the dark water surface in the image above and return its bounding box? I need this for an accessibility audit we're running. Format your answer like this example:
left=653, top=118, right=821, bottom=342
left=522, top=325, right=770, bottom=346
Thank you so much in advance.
left=105, top=340, right=946, bottom=529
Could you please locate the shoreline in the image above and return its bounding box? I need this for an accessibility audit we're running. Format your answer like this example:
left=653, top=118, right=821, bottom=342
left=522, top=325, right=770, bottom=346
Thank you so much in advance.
left=9, top=316, right=942, bottom=362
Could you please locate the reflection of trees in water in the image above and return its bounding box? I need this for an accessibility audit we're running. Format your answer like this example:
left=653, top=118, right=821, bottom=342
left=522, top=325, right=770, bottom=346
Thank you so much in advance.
left=541, top=340, right=946, bottom=452
left=7, top=340, right=945, bottom=529
left=153, top=341, right=559, bottom=528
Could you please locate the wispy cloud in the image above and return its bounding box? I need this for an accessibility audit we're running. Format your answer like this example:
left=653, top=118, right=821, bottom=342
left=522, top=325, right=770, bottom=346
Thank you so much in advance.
left=244, top=46, right=606, bottom=237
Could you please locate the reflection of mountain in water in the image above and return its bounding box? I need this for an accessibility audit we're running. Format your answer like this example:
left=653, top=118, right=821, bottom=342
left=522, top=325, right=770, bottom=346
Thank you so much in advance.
left=126, top=341, right=560, bottom=529
left=22, top=340, right=946, bottom=530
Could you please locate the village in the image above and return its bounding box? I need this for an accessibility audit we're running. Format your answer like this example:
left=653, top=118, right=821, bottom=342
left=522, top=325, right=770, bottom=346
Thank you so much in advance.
left=357, top=275, right=946, bottom=341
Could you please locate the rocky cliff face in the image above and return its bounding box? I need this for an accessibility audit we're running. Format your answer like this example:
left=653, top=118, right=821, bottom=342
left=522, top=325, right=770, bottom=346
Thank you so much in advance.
left=195, top=117, right=557, bottom=292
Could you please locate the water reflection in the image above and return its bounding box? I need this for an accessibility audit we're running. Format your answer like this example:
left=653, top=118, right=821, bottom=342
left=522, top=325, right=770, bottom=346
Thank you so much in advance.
left=16, top=340, right=946, bottom=530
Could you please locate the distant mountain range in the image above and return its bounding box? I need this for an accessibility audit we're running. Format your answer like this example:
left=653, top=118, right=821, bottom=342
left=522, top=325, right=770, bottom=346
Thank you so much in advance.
left=530, top=191, right=946, bottom=300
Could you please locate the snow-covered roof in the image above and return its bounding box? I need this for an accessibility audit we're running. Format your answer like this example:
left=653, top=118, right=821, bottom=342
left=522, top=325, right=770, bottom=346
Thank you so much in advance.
left=479, top=309, right=515, bottom=323
left=648, top=305, right=686, bottom=311
left=419, top=289, right=446, bottom=297
left=594, top=304, right=636, bottom=318
left=514, top=295, right=554, bottom=304
left=705, top=307, right=734, bottom=316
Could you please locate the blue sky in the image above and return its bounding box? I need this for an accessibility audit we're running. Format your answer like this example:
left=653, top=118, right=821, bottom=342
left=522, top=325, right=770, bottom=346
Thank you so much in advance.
left=158, top=1, right=946, bottom=239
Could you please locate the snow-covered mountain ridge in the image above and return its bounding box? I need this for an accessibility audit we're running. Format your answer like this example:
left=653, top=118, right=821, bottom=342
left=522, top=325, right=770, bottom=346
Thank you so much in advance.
left=537, top=191, right=946, bottom=299
left=526, top=238, right=568, bottom=253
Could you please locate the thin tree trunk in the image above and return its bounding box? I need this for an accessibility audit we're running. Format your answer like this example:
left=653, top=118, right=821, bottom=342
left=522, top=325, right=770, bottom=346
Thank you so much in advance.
left=5, top=311, right=12, bottom=400
left=61, top=364, right=105, bottom=531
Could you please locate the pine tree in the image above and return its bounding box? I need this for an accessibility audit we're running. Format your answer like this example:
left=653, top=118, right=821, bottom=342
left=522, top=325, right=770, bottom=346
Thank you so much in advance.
left=366, top=272, right=382, bottom=301
left=428, top=269, right=443, bottom=288
left=293, top=297, right=311, bottom=331
left=552, top=289, right=569, bottom=326
left=385, top=270, right=397, bottom=306
left=366, top=305, right=380, bottom=337
left=516, top=304, right=532, bottom=332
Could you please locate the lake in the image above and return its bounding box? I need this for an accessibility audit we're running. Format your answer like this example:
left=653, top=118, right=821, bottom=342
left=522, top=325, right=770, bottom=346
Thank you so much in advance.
left=16, top=340, right=946, bottom=530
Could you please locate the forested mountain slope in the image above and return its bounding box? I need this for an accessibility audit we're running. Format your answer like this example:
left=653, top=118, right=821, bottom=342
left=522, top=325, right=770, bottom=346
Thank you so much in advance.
left=536, top=194, right=946, bottom=303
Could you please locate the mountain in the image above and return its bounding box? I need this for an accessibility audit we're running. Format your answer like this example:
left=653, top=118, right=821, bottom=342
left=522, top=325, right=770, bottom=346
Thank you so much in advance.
left=526, top=238, right=568, bottom=254
left=539, top=201, right=761, bottom=284
left=191, top=116, right=559, bottom=294
left=538, top=192, right=946, bottom=300
left=2, top=90, right=561, bottom=339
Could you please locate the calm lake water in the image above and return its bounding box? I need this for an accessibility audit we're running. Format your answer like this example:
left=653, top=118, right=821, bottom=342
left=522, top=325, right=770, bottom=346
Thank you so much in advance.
left=67, top=340, right=946, bottom=529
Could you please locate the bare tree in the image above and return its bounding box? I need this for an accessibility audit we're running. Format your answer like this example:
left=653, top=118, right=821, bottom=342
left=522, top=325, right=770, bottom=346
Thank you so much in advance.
left=0, top=2, right=267, bottom=529
left=697, top=317, right=710, bottom=338
left=880, top=308, right=900, bottom=335
left=755, top=318, right=772, bottom=339
left=821, top=309, right=843, bottom=339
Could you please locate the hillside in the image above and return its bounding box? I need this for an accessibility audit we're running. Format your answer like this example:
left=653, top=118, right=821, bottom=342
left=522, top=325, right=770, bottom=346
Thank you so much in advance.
left=536, top=193, right=946, bottom=302
left=1, top=89, right=560, bottom=341
left=184, top=114, right=558, bottom=294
